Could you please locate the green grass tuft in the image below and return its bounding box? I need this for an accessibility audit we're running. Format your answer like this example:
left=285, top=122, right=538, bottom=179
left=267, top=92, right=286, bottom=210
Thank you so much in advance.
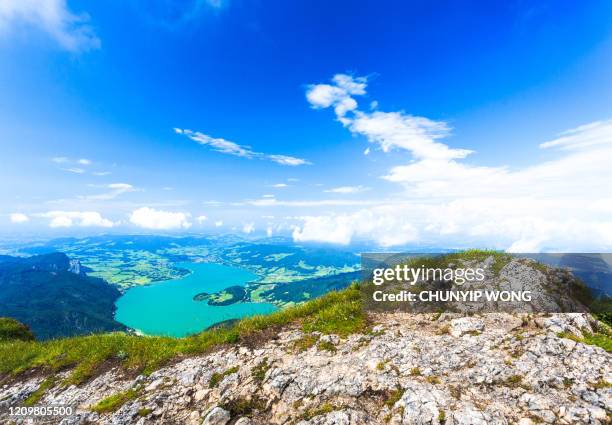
left=409, top=367, right=422, bottom=376
left=251, top=357, right=270, bottom=383
left=90, top=387, right=141, bottom=414
left=300, top=402, right=335, bottom=420
left=384, top=386, right=403, bottom=408
left=292, top=334, right=319, bottom=353
left=557, top=331, right=612, bottom=352
left=593, top=379, right=612, bottom=389
left=209, top=365, right=239, bottom=388
left=23, top=376, right=55, bottom=406
left=138, top=408, right=152, bottom=417
left=221, top=397, right=266, bottom=417
left=426, top=376, right=441, bottom=385
left=318, top=340, right=337, bottom=353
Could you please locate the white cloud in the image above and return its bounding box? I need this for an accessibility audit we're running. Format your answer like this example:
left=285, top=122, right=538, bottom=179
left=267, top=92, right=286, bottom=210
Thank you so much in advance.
left=175, top=128, right=310, bottom=166
left=306, top=74, right=366, bottom=117
left=175, top=128, right=254, bottom=157
left=0, top=0, right=100, bottom=51
left=324, top=185, right=369, bottom=194
left=215, top=220, right=223, bottom=227
left=302, top=73, right=612, bottom=251
left=267, top=154, right=310, bottom=166
left=203, top=200, right=224, bottom=207
left=266, top=226, right=273, bottom=237
left=293, top=207, right=418, bottom=246
left=246, top=198, right=377, bottom=207
left=242, top=222, right=255, bottom=234
left=271, top=183, right=288, bottom=188
left=37, top=211, right=114, bottom=228
left=306, top=74, right=469, bottom=160
left=197, top=215, right=208, bottom=223
left=61, top=167, right=85, bottom=174
left=10, top=213, right=29, bottom=223
left=85, top=183, right=135, bottom=201
left=53, top=156, right=100, bottom=175
left=129, top=207, right=191, bottom=230
left=539, top=119, right=612, bottom=151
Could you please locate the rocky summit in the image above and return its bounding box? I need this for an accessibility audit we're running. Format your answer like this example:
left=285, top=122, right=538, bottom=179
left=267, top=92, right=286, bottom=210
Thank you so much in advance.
left=1, top=310, right=610, bottom=425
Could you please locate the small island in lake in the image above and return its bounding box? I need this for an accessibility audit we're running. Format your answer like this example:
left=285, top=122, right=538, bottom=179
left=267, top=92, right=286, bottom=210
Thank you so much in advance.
left=193, top=285, right=247, bottom=306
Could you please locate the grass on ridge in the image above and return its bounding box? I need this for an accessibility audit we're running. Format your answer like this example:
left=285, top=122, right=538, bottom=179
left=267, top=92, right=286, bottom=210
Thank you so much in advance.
left=90, top=387, right=141, bottom=413
left=557, top=331, right=612, bottom=353
left=0, top=284, right=365, bottom=385
left=0, top=318, right=35, bottom=343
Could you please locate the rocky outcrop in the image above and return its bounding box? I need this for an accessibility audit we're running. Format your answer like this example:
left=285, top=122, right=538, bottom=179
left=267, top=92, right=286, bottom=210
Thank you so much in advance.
left=1, top=312, right=610, bottom=424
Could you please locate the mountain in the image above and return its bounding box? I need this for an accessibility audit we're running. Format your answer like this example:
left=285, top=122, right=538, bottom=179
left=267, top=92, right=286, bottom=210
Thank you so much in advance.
left=0, top=253, right=125, bottom=340
left=0, top=255, right=610, bottom=424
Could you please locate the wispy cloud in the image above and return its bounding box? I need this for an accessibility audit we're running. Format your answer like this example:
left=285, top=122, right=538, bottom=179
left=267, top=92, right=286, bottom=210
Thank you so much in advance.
left=267, top=155, right=309, bottom=166
left=175, top=128, right=311, bottom=166
left=83, top=183, right=136, bottom=201
left=0, top=0, right=100, bottom=51
left=61, top=167, right=85, bottom=174
left=324, top=185, right=369, bottom=194
left=246, top=198, right=379, bottom=207
left=51, top=156, right=111, bottom=176
left=539, top=119, right=612, bottom=151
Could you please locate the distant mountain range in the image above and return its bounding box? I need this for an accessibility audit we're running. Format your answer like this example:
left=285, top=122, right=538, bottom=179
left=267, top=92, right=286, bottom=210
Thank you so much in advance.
left=0, top=253, right=125, bottom=340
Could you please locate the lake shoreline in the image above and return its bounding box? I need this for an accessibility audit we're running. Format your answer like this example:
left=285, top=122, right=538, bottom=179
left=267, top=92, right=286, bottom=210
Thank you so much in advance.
left=114, top=262, right=277, bottom=338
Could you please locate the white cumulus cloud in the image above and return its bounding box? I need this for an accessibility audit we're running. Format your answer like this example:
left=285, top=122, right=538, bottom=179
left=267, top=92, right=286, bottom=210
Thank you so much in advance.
left=129, top=207, right=191, bottom=230
left=10, top=213, right=29, bottom=223
left=37, top=211, right=114, bottom=228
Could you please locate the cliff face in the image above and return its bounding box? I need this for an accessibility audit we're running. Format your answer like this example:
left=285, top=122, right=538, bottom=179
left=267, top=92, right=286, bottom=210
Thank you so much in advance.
left=1, top=312, right=610, bottom=425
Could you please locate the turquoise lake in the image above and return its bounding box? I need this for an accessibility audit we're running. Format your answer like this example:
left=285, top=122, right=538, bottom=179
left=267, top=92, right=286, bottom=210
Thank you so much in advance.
left=115, top=262, right=277, bottom=337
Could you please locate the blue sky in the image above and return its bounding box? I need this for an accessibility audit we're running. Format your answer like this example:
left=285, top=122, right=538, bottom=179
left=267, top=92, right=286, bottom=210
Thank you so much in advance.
left=1, top=0, right=612, bottom=251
